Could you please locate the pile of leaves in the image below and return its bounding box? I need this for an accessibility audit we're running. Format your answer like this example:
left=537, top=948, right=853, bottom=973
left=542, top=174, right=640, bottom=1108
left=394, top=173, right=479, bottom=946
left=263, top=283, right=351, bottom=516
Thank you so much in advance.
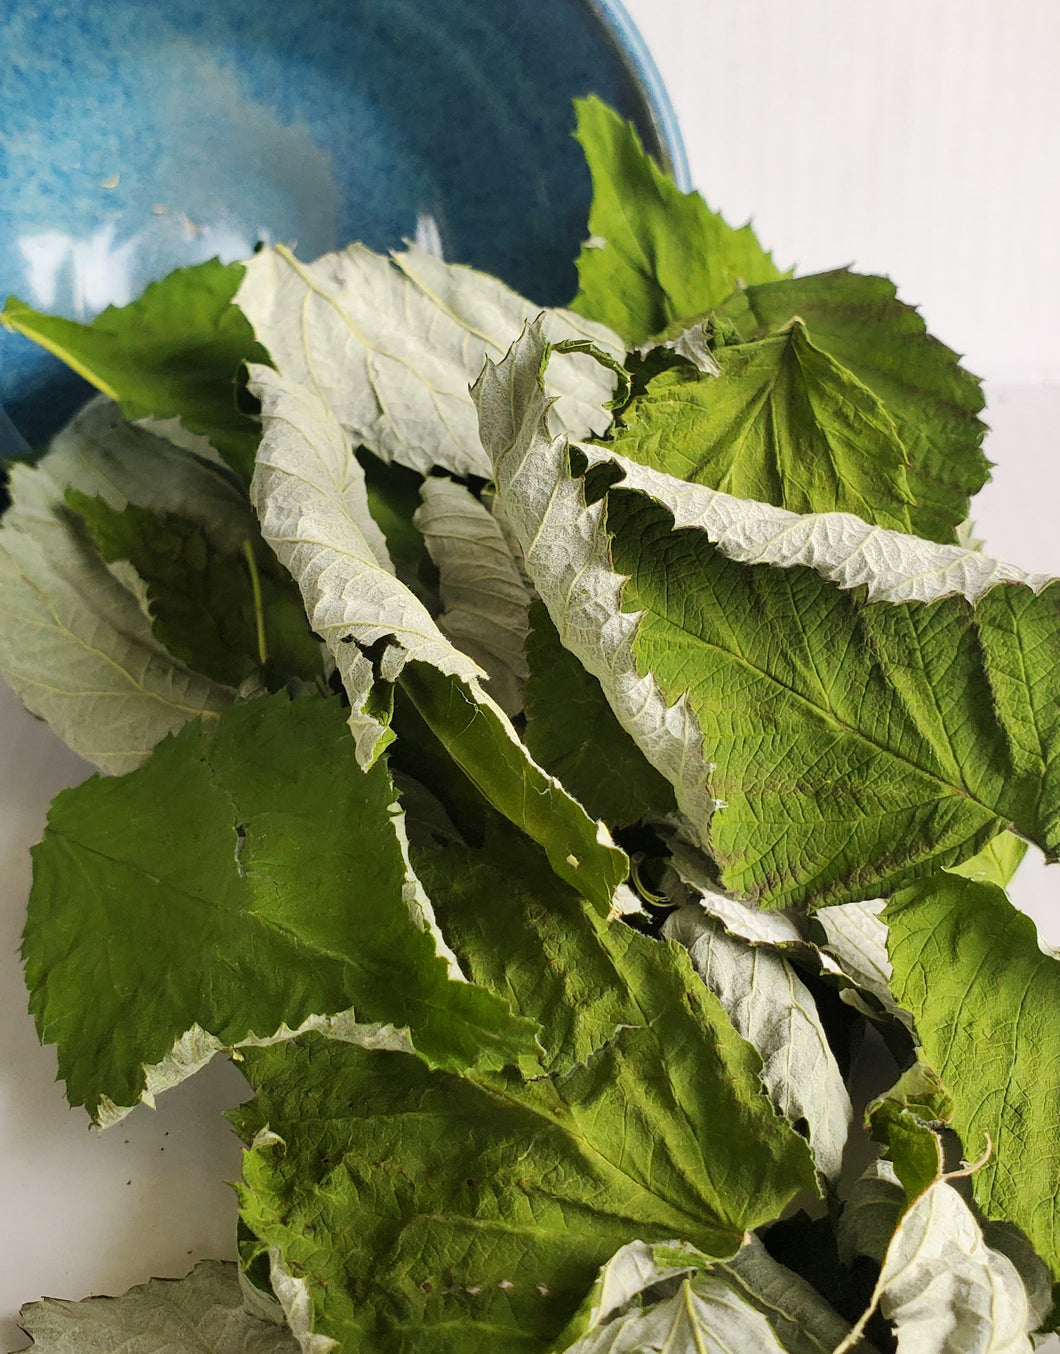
left=2, top=97, right=1058, bottom=1353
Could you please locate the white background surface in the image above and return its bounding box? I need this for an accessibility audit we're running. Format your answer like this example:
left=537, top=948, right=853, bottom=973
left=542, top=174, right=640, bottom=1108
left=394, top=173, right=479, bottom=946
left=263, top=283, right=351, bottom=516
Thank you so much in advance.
left=3, top=1, right=1060, bottom=1346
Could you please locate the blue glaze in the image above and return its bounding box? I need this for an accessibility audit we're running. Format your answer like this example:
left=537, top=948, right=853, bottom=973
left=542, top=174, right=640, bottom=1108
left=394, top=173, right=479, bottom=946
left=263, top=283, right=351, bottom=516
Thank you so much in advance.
left=0, top=0, right=683, bottom=446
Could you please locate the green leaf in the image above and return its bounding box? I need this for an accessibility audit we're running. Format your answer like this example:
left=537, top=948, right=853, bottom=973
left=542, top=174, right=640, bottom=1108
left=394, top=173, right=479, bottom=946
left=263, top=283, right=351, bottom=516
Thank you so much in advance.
left=474, top=322, right=1060, bottom=909
left=606, top=489, right=1042, bottom=907
left=398, top=663, right=627, bottom=912
left=947, top=831, right=1028, bottom=888
left=871, top=1060, right=955, bottom=1129
left=250, top=363, right=627, bottom=913
left=0, top=399, right=235, bottom=773
left=610, top=320, right=918, bottom=531
left=17, top=1260, right=298, bottom=1354
left=232, top=829, right=816, bottom=1353
left=885, top=872, right=1060, bottom=1284
left=24, top=692, right=536, bottom=1123
left=66, top=492, right=322, bottom=688
left=570, top=96, right=784, bottom=344
left=717, top=269, right=989, bottom=543
left=865, top=1068, right=947, bottom=1207
left=2, top=259, right=267, bottom=480
left=523, top=601, right=676, bottom=826
left=235, top=240, right=623, bottom=480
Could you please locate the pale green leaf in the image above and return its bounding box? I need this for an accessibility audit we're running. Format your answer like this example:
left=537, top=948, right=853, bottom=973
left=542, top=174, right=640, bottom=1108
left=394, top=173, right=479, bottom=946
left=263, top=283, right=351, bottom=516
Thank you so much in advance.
left=559, top=1236, right=864, bottom=1354
left=2, top=259, right=266, bottom=479
left=17, top=1260, right=298, bottom=1354
left=557, top=1239, right=706, bottom=1343
left=474, top=321, right=1060, bottom=908
left=235, top=241, right=622, bottom=480
left=840, top=1174, right=1037, bottom=1354
left=865, top=1069, right=947, bottom=1207
left=570, top=96, right=783, bottom=344
left=24, top=692, right=536, bottom=1122
left=640, top=319, right=720, bottom=375
left=811, top=899, right=912, bottom=1027
left=885, top=872, right=1060, bottom=1283
left=717, top=269, right=989, bottom=544
left=716, top=1236, right=868, bottom=1354
left=663, top=838, right=808, bottom=948
left=561, top=1274, right=790, bottom=1353
left=0, top=399, right=235, bottom=773
left=663, top=904, right=851, bottom=1182
left=612, top=320, right=918, bottom=530
left=839, top=1160, right=907, bottom=1268
left=232, top=827, right=816, bottom=1353
left=412, top=476, right=531, bottom=716
left=249, top=363, right=626, bottom=912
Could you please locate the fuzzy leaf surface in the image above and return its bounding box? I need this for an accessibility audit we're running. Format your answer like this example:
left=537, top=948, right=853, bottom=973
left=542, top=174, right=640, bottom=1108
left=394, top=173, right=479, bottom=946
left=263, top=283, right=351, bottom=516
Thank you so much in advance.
left=560, top=1274, right=790, bottom=1353
left=18, top=1260, right=298, bottom=1354
left=24, top=692, right=535, bottom=1121
left=885, top=872, right=1060, bottom=1284
left=570, top=97, right=783, bottom=343
left=235, top=241, right=621, bottom=480
left=857, top=1177, right=1036, bottom=1353
left=718, top=269, right=988, bottom=542
left=2, top=260, right=266, bottom=479
left=611, top=321, right=917, bottom=530
left=413, top=477, right=532, bottom=716
left=0, top=399, right=234, bottom=773
left=811, top=899, right=909, bottom=1024
left=250, top=363, right=626, bottom=912
left=233, top=830, right=816, bottom=1353
left=475, top=322, right=1060, bottom=908
left=715, top=1236, right=867, bottom=1354
left=359, top=448, right=438, bottom=607
left=663, top=904, right=851, bottom=1181
left=560, top=1237, right=861, bottom=1354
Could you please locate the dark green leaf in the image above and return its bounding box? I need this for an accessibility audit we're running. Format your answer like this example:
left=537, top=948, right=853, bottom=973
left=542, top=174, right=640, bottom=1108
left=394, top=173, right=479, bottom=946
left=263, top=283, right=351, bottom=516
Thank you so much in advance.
left=2, top=260, right=267, bottom=480
left=66, top=492, right=321, bottom=688
left=718, top=269, right=988, bottom=542
left=611, top=320, right=917, bottom=530
left=523, top=601, right=675, bottom=825
left=24, top=693, right=536, bottom=1121
left=398, top=661, right=629, bottom=912
left=232, top=828, right=816, bottom=1352
left=607, top=489, right=1051, bottom=907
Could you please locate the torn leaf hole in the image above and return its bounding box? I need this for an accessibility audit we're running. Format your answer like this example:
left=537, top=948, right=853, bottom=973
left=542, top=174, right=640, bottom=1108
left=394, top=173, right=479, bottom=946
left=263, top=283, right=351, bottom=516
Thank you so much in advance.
left=234, top=826, right=247, bottom=877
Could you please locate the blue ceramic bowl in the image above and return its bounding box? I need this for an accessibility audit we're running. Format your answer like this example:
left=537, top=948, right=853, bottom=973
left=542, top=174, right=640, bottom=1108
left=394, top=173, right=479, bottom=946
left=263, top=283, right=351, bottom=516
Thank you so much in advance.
left=0, top=0, right=685, bottom=451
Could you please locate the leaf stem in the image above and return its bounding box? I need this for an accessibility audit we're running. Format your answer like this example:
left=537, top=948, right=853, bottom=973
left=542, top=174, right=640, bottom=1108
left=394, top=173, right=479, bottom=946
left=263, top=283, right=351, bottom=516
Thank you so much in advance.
left=242, top=540, right=268, bottom=666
